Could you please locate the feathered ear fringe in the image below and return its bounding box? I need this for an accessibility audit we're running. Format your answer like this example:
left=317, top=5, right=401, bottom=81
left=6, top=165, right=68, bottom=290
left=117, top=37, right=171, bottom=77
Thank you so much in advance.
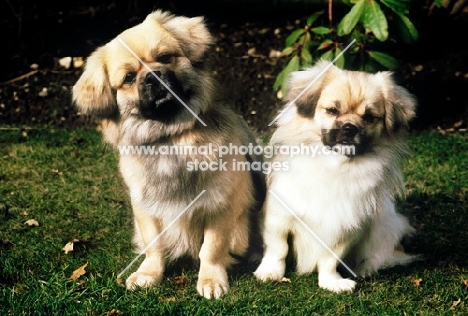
left=375, top=72, right=416, bottom=134
left=72, top=46, right=118, bottom=118
left=285, top=60, right=337, bottom=118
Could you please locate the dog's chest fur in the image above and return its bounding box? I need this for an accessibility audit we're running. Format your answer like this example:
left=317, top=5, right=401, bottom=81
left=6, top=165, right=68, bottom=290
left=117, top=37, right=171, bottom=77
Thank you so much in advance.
left=269, top=151, right=401, bottom=236
left=119, top=153, right=228, bottom=215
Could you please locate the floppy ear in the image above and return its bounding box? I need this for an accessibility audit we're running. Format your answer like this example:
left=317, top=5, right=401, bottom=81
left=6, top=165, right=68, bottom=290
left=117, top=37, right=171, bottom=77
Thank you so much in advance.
left=150, top=10, right=213, bottom=62
left=72, top=46, right=118, bottom=117
left=377, top=72, right=416, bottom=133
left=286, top=60, right=335, bottom=118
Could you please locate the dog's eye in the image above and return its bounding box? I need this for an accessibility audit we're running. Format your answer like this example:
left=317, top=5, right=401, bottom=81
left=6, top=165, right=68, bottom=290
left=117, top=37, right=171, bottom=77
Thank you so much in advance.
left=157, top=53, right=174, bottom=64
left=363, top=113, right=376, bottom=123
left=326, top=108, right=339, bottom=116
left=123, top=72, right=136, bottom=84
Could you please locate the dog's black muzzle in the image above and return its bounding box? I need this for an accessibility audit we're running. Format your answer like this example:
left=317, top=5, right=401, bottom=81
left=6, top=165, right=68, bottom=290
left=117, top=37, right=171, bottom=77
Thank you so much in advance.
left=322, top=123, right=369, bottom=156
left=137, top=70, right=186, bottom=121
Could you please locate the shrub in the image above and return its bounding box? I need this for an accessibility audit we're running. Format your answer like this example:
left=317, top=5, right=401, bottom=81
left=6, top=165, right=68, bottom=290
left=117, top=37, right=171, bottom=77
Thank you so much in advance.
left=274, top=0, right=419, bottom=96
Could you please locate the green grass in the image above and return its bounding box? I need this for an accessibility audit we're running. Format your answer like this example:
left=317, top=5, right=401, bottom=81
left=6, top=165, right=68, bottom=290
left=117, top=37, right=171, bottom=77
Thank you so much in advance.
left=0, top=128, right=467, bottom=315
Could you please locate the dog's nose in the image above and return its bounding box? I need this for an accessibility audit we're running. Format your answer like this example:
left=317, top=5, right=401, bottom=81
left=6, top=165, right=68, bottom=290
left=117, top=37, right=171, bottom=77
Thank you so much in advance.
left=342, top=123, right=358, bottom=137
left=144, top=71, right=162, bottom=85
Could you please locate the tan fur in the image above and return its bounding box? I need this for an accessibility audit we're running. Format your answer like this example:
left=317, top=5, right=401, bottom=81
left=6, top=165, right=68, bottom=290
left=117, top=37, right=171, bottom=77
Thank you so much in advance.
left=73, top=10, right=265, bottom=299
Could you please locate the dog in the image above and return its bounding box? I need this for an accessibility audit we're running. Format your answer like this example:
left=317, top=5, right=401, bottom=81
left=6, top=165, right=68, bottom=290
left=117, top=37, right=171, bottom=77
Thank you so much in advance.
left=72, top=10, right=265, bottom=299
left=254, top=60, right=418, bottom=292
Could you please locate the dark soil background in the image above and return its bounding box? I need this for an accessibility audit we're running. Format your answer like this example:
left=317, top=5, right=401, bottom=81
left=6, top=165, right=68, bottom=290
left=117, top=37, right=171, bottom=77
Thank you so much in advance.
left=1, top=0, right=468, bottom=133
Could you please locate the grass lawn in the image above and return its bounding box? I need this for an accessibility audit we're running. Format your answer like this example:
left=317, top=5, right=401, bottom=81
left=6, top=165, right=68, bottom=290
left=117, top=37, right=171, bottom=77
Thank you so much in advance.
left=0, top=127, right=467, bottom=315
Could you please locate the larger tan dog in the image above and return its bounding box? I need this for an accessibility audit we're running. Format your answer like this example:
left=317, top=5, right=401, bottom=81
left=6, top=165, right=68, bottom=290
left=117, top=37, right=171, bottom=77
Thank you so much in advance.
left=73, top=10, right=265, bottom=299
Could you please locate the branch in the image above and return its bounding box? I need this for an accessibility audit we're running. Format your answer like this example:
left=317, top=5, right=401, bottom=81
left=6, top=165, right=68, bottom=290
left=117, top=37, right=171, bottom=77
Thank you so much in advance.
left=1, top=70, right=39, bottom=85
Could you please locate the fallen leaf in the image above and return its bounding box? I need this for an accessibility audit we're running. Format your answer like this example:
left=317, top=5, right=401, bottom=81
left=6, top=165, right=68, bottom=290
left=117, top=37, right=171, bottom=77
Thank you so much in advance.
left=269, top=49, right=282, bottom=58
left=159, top=297, right=176, bottom=302
left=13, top=286, right=28, bottom=294
left=106, top=309, right=123, bottom=316
left=24, top=219, right=39, bottom=226
left=50, top=169, right=63, bottom=176
left=453, top=120, right=463, bottom=128
left=38, top=88, right=48, bottom=97
left=62, top=242, right=74, bottom=254
left=414, top=65, right=424, bottom=72
left=247, top=47, right=257, bottom=56
left=280, top=277, right=291, bottom=283
left=463, top=279, right=468, bottom=289
left=174, top=275, right=188, bottom=285
left=450, top=298, right=461, bottom=310
left=73, top=57, right=84, bottom=68
left=411, top=278, right=423, bottom=287
left=277, top=90, right=283, bottom=99
left=68, top=262, right=88, bottom=280
left=59, top=57, right=72, bottom=69
left=116, top=278, right=126, bottom=288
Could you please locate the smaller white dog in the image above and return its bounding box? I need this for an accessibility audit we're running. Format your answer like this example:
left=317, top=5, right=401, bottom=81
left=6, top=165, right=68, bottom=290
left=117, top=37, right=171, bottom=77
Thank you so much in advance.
left=254, top=61, right=418, bottom=292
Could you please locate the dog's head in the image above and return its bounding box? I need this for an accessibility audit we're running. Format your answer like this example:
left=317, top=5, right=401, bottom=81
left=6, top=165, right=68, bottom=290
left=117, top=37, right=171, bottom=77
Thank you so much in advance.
left=284, top=60, right=416, bottom=155
left=72, top=10, right=214, bottom=143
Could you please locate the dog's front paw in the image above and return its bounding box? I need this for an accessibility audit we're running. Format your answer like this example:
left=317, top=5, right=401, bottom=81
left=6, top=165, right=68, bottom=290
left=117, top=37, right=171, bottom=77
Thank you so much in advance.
left=197, top=277, right=229, bottom=299
left=319, top=277, right=356, bottom=293
left=125, top=272, right=162, bottom=290
left=254, top=258, right=286, bottom=282
left=197, top=266, right=229, bottom=299
left=355, top=263, right=377, bottom=278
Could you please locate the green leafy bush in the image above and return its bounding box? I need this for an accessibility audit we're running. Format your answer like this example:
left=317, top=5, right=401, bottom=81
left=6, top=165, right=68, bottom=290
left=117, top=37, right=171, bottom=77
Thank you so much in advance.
left=274, top=0, right=419, bottom=96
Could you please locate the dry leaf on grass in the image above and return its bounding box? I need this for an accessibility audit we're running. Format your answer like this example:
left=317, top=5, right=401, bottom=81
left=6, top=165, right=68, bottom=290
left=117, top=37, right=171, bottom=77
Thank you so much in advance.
left=106, top=309, right=123, bottom=316
left=463, top=279, right=468, bottom=289
left=68, top=262, right=88, bottom=280
left=159, top=297, right=176, bottom=302
left=62, top=242, right=74, bottom=254
left=63, top=239, right=80, bottom=253
left=24, top=219, right=39, bottom=226
left=411, top=278, right=423, bottom=287
left=450, top=298, right=462, bottom=310
left=116, top=278, right=126, bottom=288
left=174, top=275, right=188, bottom=285
left=13, top=286, right=28, bottom=294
